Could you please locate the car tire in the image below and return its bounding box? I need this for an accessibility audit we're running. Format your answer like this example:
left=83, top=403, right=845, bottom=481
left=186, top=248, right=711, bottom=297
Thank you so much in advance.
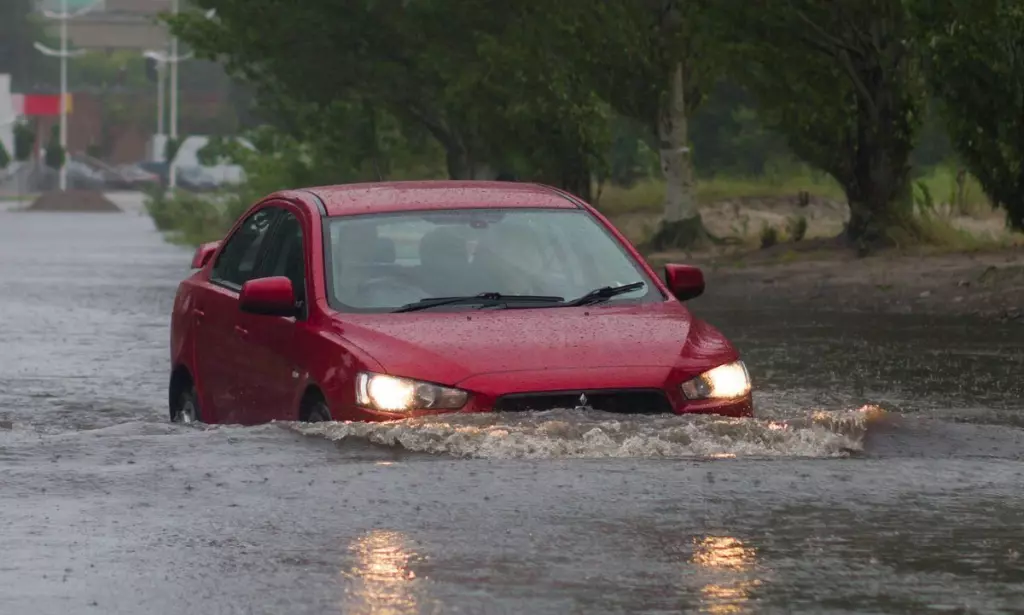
left=171, top=384, right=201, bottom=425
left=303, top=396, right=332, bottom=423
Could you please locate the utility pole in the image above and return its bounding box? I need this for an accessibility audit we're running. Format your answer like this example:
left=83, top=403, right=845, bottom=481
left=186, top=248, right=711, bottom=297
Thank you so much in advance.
left=157, top=60, right=166, bottom=138
left=34, top=0, right=100, bottom=192
left=145, top=0, right=197, bottom=189
left=169, top=0, right=180, bottom=189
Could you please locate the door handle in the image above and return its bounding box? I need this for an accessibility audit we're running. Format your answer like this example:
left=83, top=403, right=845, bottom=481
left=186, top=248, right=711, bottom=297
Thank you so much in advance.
left=234, top=325, right=249, bottom=338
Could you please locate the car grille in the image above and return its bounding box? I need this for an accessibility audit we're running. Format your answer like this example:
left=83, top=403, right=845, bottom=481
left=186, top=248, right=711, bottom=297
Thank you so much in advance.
left=493, top=389, right=673, bottom=415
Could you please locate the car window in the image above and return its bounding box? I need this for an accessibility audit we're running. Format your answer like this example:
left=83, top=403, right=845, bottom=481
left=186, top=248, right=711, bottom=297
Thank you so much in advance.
left=259, top=211, right=306, bottom=306
left=324, top=208, right=660, bottom=312
left=211, top=207, right=281, bottom=289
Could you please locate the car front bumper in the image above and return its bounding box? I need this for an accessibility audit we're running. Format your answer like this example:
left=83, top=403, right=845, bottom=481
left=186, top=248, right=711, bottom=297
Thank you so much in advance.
left=352, top=392, right=753, bottom=421
left=350, top=366, right=754, bottom=421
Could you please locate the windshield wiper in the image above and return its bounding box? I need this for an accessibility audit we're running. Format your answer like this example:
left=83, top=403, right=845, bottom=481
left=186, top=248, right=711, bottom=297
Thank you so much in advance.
left=562, top=281, right=646, bottom=307
left=392, top=292, right=565, bottom=313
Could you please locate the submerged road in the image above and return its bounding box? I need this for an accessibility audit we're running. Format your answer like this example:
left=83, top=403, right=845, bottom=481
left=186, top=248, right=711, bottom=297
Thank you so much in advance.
left=1, top=195, right=1023, bottom=614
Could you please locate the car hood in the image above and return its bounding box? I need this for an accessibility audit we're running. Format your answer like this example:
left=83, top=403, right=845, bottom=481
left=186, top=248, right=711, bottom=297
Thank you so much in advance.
left=334, top=302, right=737, bottom=387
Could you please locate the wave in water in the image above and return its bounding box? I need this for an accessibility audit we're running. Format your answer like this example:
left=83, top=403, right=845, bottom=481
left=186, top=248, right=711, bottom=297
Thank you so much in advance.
left=289, top=406, right=887, bottom=459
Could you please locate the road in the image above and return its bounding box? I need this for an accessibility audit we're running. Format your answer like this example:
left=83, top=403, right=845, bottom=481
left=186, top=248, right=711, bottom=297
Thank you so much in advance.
left=1, top=193, right=1023, bottom=614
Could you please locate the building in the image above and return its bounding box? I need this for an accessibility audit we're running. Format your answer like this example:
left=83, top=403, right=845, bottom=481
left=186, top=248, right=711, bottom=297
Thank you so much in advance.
left=26, top=0, right=234, bottom=164
left=36, top=0, right=172, bottom=51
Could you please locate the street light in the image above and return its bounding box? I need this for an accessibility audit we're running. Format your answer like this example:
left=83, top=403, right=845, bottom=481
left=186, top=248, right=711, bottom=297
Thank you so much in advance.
left=143, top=0, right=216, bottom=190
left=143, top=47, right=192, bottom=189
left=35, top=0, right=101, bottom=191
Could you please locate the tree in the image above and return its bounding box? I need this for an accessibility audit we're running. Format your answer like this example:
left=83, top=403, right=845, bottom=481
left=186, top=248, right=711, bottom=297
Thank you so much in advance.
left=534, top=0, right=721, bottom=247
left=44, top=124, right=64, bottom=171
left=0, top=139, right=10, bottom=171
left=0, top=0, right=54, bottom=90
left=912, top=0, right=1024, bottom=230
left=714, top=0, right=925, bottom=247
left=165, top=0, right=607, bottom=193
left=13, top=119, right=35, bottom=162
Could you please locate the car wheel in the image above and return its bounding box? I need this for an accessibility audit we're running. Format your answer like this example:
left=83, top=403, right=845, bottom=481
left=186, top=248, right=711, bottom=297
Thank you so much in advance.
left=171, top=385, right=201, bottom=425
left=303, top=397, right=332, bottom=423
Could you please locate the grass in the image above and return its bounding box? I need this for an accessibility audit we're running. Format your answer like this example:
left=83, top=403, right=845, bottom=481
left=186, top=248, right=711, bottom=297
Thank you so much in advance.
left=911, top=165, right=993, bottom=218
left=594, top=167, right=844, bottom=214
left=594, top=164, right=995, bottom=216
left=0, top=193, right=40, bottom=203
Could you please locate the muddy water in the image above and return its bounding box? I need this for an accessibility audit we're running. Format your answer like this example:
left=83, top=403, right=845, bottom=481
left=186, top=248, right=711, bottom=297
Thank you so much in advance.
left=1, top=198, right=1023, bottom=614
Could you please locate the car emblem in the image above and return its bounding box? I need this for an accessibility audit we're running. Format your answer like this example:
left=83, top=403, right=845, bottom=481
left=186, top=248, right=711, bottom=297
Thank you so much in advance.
left=574, top=393, right=590, bottom=411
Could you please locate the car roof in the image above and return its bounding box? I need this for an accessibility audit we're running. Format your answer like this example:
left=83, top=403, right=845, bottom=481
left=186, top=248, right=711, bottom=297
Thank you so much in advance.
left=296, top=181, right=584, bottom=216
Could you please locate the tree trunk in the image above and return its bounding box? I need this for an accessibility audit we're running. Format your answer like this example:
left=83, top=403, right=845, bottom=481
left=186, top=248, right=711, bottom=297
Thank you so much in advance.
left=658, top=62, right=697, bottom=223
left=647, top=62, right=710, bottom=251
left=560, top=151, right=592, bottom=202
left=445, top=144, right=472, bottom=180
left=843, top=87, right=915, bottom=248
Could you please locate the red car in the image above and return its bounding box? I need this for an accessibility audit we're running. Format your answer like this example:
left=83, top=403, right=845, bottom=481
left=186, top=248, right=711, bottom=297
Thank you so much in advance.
left=168, top=181, right=753, bottom=425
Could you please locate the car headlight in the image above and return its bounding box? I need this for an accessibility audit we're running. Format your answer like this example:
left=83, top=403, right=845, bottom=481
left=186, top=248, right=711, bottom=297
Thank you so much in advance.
left=680, top=361, right=751, bottom=400
left=355, top=372, right=468, bottom=412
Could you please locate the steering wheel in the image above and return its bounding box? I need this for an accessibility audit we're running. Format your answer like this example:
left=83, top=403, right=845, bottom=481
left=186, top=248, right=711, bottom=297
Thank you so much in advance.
left=357, top=268, right=430, bottom=298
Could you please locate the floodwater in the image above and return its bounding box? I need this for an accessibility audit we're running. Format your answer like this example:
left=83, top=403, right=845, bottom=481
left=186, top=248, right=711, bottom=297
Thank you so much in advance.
left=1, top=195, right=1023, bottom=614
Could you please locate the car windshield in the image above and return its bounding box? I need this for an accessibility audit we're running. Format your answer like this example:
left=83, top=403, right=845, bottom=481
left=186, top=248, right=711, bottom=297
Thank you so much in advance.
left=324, top=208, right=661, bottom=312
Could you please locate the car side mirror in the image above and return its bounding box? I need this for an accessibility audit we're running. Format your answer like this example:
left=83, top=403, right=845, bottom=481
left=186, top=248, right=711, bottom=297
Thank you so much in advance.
left=664, top=264, right=705, bottom=301
left=191, top=240, right=221, bottom=269
left=239, top=276, right=298, bottom=317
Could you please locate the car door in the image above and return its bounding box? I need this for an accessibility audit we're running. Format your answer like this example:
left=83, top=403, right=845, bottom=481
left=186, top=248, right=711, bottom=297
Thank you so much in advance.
left=234, top=207, right=309, bottom=423
left=193, top=206, right=282, bottom=424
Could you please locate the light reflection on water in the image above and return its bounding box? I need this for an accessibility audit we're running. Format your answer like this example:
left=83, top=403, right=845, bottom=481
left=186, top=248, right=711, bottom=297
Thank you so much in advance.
left=341, top=529, right=421, bottom=615
left=691, top=536, right=763, bottom=615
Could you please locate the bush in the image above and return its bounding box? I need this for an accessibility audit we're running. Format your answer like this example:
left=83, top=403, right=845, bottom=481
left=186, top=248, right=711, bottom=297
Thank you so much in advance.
left=786, top=215, right=808, bottom=242
left=759, top=224, right=779, bottom=249
left=44, top=125, right=65, bottom=171
left=144, top=183, right=245, bottom=245
left=145, top=125, right=367, bottom=245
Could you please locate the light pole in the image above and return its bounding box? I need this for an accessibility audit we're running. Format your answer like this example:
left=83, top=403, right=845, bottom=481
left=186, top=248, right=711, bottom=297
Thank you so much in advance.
left=146, top=3, right=215, bottom=190
left=34, top=0, right=101, bottom=191
left=143, top=46, right=192, bottom=189
left=156, top=59, right=165, bottom=138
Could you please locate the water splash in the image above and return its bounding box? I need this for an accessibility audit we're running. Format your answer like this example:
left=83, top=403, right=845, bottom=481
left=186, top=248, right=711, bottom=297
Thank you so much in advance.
left=290, top=405, right=886, bottom=459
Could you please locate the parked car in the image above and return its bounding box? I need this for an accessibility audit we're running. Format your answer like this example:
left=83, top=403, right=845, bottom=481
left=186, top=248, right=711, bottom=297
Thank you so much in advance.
left=167, top=181, right=753, bottom=425
left=137, top=161, right=220, bottom=192
left=113, top=163, right=161, bottom=190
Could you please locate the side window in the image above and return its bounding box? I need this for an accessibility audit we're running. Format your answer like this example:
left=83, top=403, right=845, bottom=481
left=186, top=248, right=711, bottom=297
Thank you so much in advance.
left=260, top=211, right=306, bottom=305
left=211, top=207, right=280, bottom=288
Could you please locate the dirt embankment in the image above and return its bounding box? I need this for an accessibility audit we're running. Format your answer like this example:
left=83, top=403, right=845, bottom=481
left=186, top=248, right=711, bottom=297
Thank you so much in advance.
left=26, top=190, right=121, bottom=212
left=651, top=248, right=1024, bottom=322
left=622, top=194, right=1022, bottom=322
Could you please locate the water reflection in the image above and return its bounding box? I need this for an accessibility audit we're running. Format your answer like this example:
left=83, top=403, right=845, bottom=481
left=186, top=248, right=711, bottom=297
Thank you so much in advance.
left=690, top=536, right=762, bottom=614
left=341, top=529, right=421, bottom=615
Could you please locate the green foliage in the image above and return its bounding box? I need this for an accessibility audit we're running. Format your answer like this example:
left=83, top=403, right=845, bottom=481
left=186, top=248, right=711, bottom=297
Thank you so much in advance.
left=144, top=186, right=234, bottom=245
left=13, top=120, right=34, bottom=162
left=759, top=224, right=779, bottom=249
left=146, top=120, right=446, bottom=245
left=714, top=0, right=925, bottom=245
left=44, top=125, right=64, bottom=171
left=690, top=81, right=795, bottom=177
left=913, top=180, right=936, bottom=217
left=69, top=51, right=149, bottom=89
left=912, top=0, right=1024, bottom=230
left=165, top=0, right=608, bottom=193
left=164, top=137, right=184, bottom=164
left=786, top=215, right=808, bottom=242
left=0, top=0, right=55, bottom=89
